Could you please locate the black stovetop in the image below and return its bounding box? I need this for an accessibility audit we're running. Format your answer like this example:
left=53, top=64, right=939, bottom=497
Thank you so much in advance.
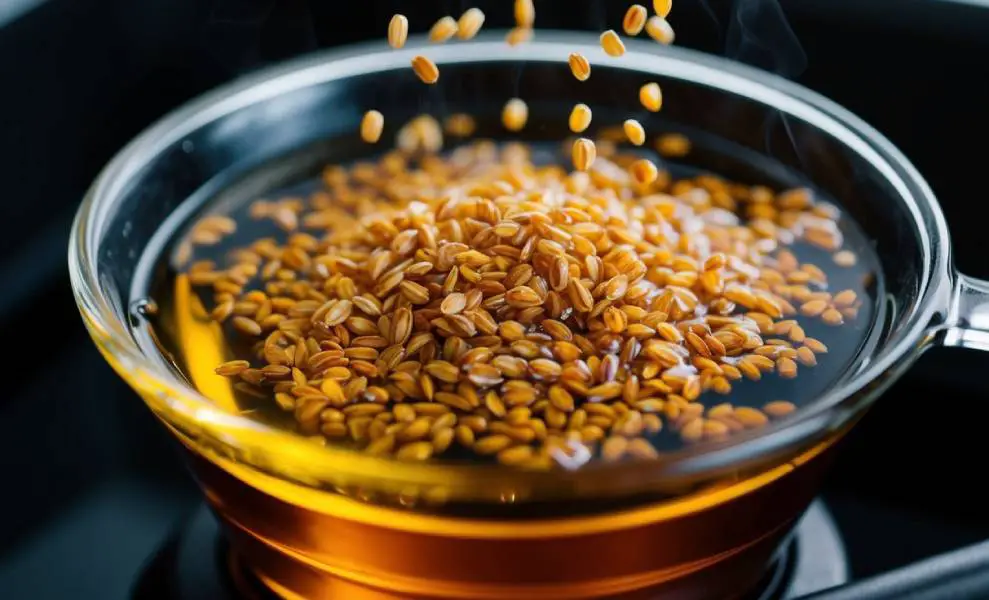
left=3, top=1, right=989, bottom=598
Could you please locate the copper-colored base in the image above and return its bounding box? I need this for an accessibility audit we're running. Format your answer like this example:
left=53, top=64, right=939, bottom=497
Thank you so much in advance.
left=181, top=433, right=840, bottom=600
left=227, top=519, right=787, bottom=600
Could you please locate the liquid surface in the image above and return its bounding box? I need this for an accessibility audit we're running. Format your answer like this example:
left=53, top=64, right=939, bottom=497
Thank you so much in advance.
left=135, top=138, right=883, bottom=467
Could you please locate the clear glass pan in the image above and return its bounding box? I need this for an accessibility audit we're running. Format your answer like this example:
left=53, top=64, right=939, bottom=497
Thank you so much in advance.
left=68, top=32, right=989, bottom=599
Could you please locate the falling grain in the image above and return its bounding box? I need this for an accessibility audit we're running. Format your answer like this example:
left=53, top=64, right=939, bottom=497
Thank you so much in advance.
left=656, top=133, right=691, bottom=157
left=456, top=8, right=485, bottom=40
left=624, top=119, right=646, bottom=146
left=600, top=30, right=626, bottom=57
left=654, top=0, right=673, bottom=17
left=568, top=53, right=591, bottom=81
left=514, top=0, right=535, bottom=28
left=569, top=103, right=592, bottom=133
left=623, top=5, right=648, bottom=36
left=630, top=159, right=659, bottom=185
left=639, top=82, right=663, bottom=112
left=645, top=16, right=676, bottom=45
left=572, top=138, right=597, bottom=171
left=502, top=98, right=529, bottom=132
left=360, top=110, right=384, bottom=144
left=388, top=14, right=409, bottom=49
left=411, top=55, right=440, bottom=84
left=429, top=16, right=458, bottom=43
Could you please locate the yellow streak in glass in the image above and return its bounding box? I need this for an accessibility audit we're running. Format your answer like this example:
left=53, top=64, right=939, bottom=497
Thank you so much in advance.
left=173, top=273, right=239, bottom=413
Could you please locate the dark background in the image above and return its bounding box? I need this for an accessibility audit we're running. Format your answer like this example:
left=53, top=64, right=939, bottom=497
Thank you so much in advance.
left=2, top=0, right=989, bottom=597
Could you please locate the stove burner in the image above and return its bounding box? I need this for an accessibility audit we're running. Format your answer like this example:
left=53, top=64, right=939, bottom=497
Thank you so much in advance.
left=131, top=501, right=847, bottom=599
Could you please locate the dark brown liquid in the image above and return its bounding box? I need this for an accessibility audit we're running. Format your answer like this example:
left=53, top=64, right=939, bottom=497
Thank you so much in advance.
left=133, top=141, right=885, bottom=460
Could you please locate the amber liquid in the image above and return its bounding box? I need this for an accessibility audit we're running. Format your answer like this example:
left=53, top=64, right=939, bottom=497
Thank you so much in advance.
left=132, top=141, right=885, bottom=460
left=127, top=140, right=881, bottom=599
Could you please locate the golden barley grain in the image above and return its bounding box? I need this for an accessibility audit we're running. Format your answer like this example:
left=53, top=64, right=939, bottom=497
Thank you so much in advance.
left=497, top=444, right=534, bottom=466
left=654, top=0, right=673, bottom=17
left=764, top=401, right=797, bottom=418
left=274, top=392, right=295, bottom=411
left=210, top=300, right=234, bottom=322
left=366, top=434, right=396, bottom=456
left=475, top=434, right=513, bottom=455
left=429, top=16, right=458, bottom=43
left=601, top=436, right=629, bottom=461
left=443, top=113, right=476, bottom=137
left=215, top=360, right=250, bottom=377
left=734, top=407, right=769, bottom=428
left=624, top=119, right=646, bottom=146
left=572, top=138, right=596, bottom=171
left=456, top=8, right=485, bottom=40
left=821, top=308, right=844, bottom=326
left=396, top=441, right=434, bottom=461
left=323, top=299, right=353, bottom=326
left=623, top=5, right=648, bottom=35
left=569, top=103, right=592, bottom=133
left=411, top=55, right=440, bottom=84
left=569, top=52, right=591, bottom=81
left=398, top=417, right=432, bottom=442
left=800, top=299, right=828, bottom=317
left=360, top=110, right=384, bottom=143
left=321, top=422, right=347, bottom=438
left=639, top=82, right=663, bottom=112
left=630, top=159, right=659, bottom=185
left=400, top=280, right=430, bottom=304
left=514, top=0, right=535, bottom=28
left=432, top=427, right=455, bottom=453
left=600, top=30, right=626, bottom=57
left=232, top=316, right=262, bottom=336
left=833, top=290, right=857, bottom=307
left=796, top=346, right=817, bottom=367
left=679, top=418, right=703, bottom=443
left=502, top=98, right=529, bottom=132
left=833, top=250, right=857, bottom=267
left=261, top=364, right=291, bottom=379
left=505, top=285, right=542, bottom=307
left=455, top=424, right=475, bottom=447
left=656, top=132, right=691, bottom=157
left=441, top=292, right=467, bottom=315
left=626, top=438, right=659, bottom=459
left=393, top=404, right=416, bottom=423
left=645, top=16, right=675, bottom=44
left=388, top=14, right=409, bottom=49
left=804, top=338, right=829, bottom=354
left=777, top=356, right=798, bottom=379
